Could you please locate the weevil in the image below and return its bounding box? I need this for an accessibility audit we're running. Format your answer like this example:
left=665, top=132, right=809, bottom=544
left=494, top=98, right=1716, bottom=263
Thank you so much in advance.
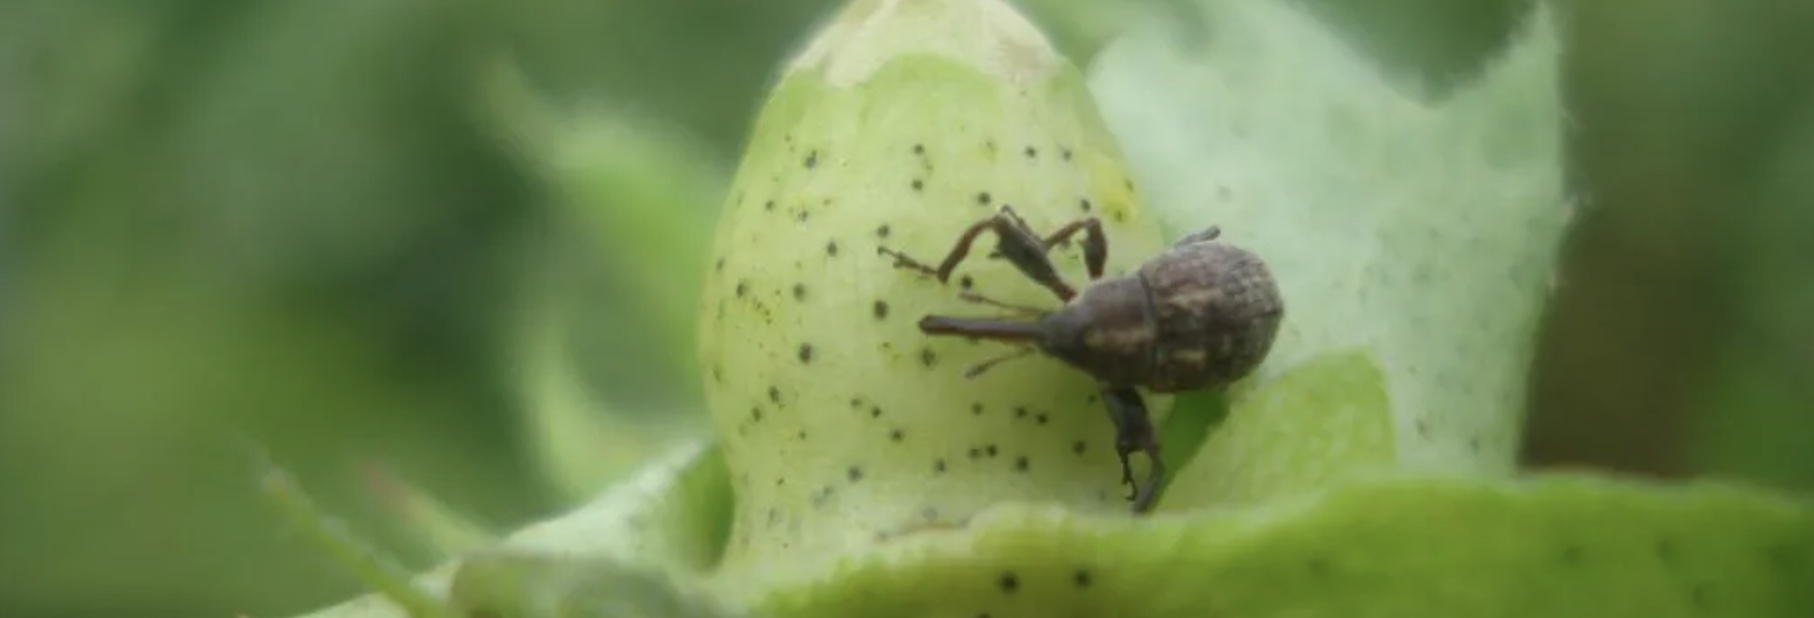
left=879, top=204, right=1284, bottom=513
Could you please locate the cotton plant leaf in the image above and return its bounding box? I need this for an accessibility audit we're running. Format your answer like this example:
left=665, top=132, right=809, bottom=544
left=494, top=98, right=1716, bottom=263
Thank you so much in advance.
left=752, top=473, right=1814, bottom=618
left=480, top=57, right=721, bottom=500
left=276, top=1, right=1814, bottom=617
left=283, top=441, right=729, bottom=618
left=478, top=56, right=728, bottom=390
left=361, top=464, right=501, bottom=559
left=510, top=270, right=713, bottom=502
left=1085, top=0, right=1572, bottom=507
left=257, top=451, right=457, bottom=618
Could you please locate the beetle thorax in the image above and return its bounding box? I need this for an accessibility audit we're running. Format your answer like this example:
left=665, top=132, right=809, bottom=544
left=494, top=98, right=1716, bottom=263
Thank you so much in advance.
left=1036, top=276, right=1156, bottom=387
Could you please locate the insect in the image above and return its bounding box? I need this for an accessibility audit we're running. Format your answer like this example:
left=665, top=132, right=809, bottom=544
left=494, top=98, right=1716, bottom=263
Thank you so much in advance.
left=878, top=204, right=1284, bottom=513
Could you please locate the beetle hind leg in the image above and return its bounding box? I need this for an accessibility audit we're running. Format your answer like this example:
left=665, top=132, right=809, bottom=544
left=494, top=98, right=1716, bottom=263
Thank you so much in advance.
left=1175, top=225, right=1222, bottom=247
left=1100, top=385, right=1165, bottom=514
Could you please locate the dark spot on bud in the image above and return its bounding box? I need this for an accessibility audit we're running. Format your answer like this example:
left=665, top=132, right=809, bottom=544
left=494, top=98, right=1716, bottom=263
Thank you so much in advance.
left=985, top=444, right=998, bottom=457
left=1024, top=146, right=1037, bottom=158
left=998, top=573, right=1018, bottom=593
left=1014, top=456, right=1029, bottom=471
left=751, top=407, right=762, bottom=422
left=1035, top=413, right=1048, bottom=425
left=798, top=343, right=814, bottom=363
left=715, top=258, right=724, bottom=272
left=797, top=430, right=807, bottom=440
left=890, top=428, right=904, bottom=442
left=826, top=241, right=839, bottom=256
left=913, top=144, right=925, bottom=155
left=960, top=275, right=974, bottom=290
left=934, top=459, right=947, bottom=473
left=911, top=179, right=924, bottom=191
left=768, top=386, right=781, bottom=403
left=1080, top=198, right=1092, bottom=212
left=871, top=406, right=883, bottom=418
left=877, top=224, right=892, bottom=238
left=1014, top=407, right=1028, bottom=419
left=735, top=281, right=748, bottom=297
left=976, top=191, right=991, bottom=205
left=765, top=200, right=775, bottom=211
left=920, top=347, right=938, bottom=367
left=1470, top=437, right=1482, bottom=452
left=847, top=466, right=863, bottom=482
left=1062, top=148, right=1073, bottom=161
left=968, top=447, right=982, bottom=460
left=793, top=284, right=807, bottom=301
left=1073, top=441, right=1087, bottom=455
left=1074, top=570, right=1091, bottom=587
left=1124, top=178, right=1135, bottom=191
left=796, top=211, right=809, bottom=222
left=971, top=403, right=983, bottom=415
left=805, top=151, right=819, bottom=168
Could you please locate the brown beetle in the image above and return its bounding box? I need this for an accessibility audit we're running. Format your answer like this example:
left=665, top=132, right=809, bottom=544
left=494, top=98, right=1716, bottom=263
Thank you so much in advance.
left=879, top=204, right=1284, bottom=513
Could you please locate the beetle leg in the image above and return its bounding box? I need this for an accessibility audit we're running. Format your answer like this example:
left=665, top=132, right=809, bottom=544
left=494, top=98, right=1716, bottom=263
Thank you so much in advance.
left=883, top=206, right=1078, bottom=301
left=1100, top=385, right=1164, bottom=514
left=1175, top=225, right=1222, bottom=246
left=1041, top=217, right=1108, bottom=280
left=987, top=206, right=1079, bottom=301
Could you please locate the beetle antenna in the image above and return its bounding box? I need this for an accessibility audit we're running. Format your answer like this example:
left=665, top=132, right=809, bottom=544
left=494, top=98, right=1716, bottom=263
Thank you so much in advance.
left=963, top=347, right=1036, bottom=379
left=957, top=290, right=1044, bottom=316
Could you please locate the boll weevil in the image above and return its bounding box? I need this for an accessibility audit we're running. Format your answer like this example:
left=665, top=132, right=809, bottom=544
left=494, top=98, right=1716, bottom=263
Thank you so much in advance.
left=879, top=204, right=1284, bottom=513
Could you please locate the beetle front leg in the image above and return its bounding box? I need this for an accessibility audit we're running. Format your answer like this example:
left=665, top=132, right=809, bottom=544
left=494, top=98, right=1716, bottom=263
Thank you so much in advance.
left=881, top=206, right=1078, bottom=301
left=1041, top=217, right=1108, bottom=280
left=1100, top=385, right=1164, bottom=514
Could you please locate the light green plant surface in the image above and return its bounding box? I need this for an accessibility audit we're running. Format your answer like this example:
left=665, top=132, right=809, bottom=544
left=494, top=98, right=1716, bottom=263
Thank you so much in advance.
left=273, top=0, right=1814, bottom=617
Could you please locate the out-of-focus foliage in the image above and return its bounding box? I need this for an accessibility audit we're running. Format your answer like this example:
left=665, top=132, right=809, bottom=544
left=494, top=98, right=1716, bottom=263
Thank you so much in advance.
left=1, top=0, right=1811, bottom=617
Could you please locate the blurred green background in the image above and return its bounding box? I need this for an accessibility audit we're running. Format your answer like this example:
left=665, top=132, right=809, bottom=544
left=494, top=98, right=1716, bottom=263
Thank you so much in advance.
left=2, top=0, right=1811, bottom=616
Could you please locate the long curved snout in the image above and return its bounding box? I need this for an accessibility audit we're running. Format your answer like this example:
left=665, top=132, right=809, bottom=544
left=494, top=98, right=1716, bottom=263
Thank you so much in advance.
left=917, top=315, right=1045, bottom=343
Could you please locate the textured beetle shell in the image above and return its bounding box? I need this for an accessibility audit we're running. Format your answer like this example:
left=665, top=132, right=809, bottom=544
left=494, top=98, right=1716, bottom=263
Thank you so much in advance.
left=1138, top=239, right=1284, bottom=393
left=1045, top=276, right=1156, bottom=387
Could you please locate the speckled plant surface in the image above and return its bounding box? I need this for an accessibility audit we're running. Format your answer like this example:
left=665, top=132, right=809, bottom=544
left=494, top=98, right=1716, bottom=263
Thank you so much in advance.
left=265, top=0, right=1814, bottom=617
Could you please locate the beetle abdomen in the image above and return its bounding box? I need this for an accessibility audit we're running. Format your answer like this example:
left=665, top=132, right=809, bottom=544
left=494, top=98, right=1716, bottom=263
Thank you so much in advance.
left=1139, top=241, right=1283, bottom=392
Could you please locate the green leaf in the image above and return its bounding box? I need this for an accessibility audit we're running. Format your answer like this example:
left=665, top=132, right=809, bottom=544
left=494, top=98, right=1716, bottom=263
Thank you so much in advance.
left=750, top=473, right=1814, bottom=618
left=283, top=441, right=729, bottom=618
left=361, top=464, right=500, bottom=559
left=1086, top=0, right=1571, bottom=505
